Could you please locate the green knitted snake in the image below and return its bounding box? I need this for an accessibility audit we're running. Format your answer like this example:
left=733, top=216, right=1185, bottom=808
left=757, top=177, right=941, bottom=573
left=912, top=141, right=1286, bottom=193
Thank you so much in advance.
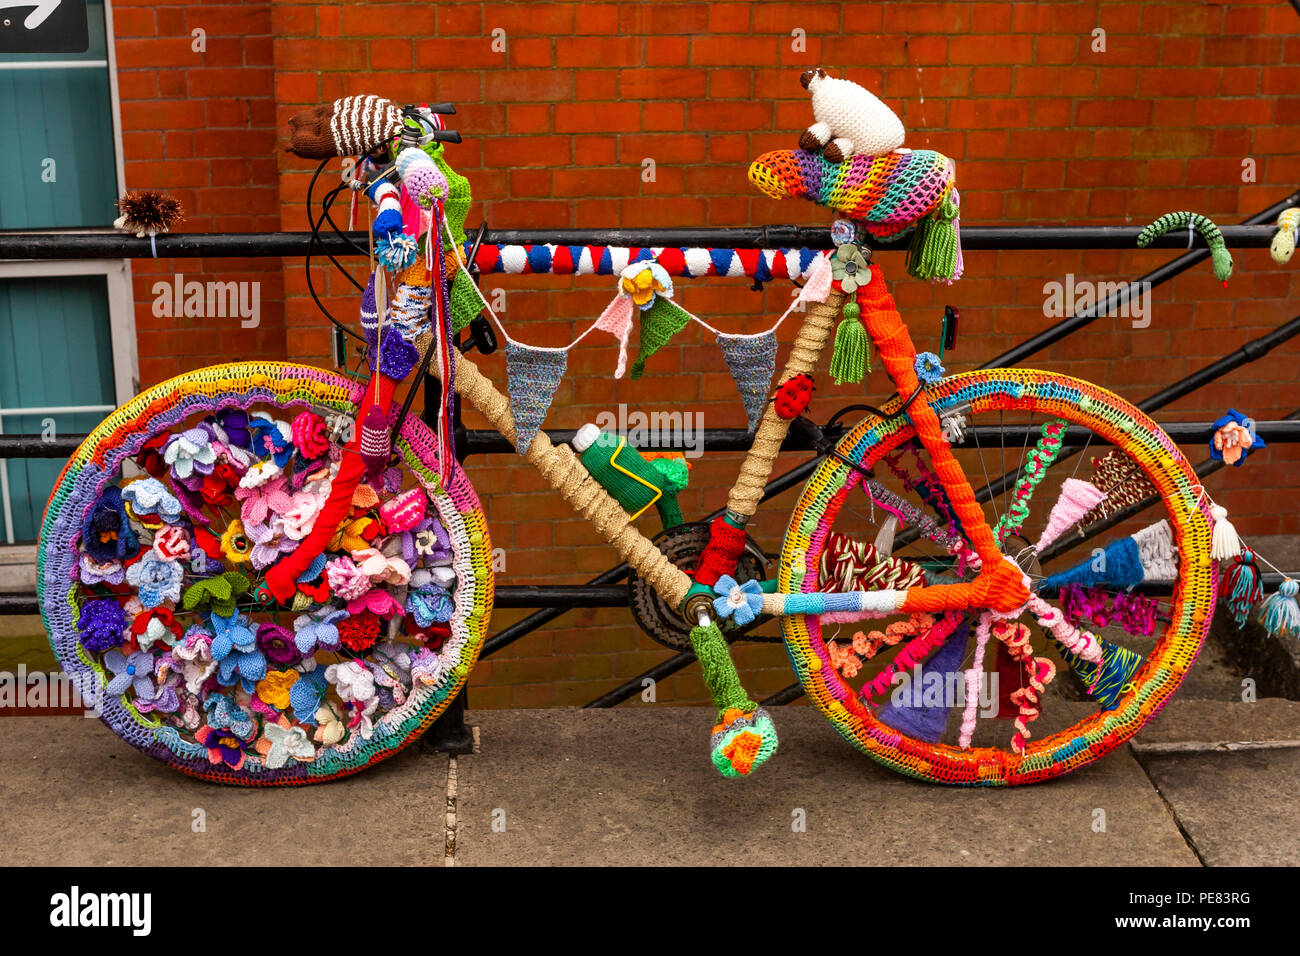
left=1136, top=211, right=1233, bottom=284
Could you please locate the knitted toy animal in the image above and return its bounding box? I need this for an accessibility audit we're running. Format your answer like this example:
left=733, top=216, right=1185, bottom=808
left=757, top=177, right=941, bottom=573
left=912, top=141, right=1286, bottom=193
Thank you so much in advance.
left=1136, top=211, right=1233, bottom=285
left=797, top=68, right=906, bottom=162
left=1272, top=207, right=1299, bottom=264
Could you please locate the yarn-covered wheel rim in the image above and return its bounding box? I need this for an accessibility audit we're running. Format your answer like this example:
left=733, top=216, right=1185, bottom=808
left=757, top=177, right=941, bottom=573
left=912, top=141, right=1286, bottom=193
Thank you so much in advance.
left=37, top=362, right=493, bottom=786
left=779, top=369, right=1214, bottom=786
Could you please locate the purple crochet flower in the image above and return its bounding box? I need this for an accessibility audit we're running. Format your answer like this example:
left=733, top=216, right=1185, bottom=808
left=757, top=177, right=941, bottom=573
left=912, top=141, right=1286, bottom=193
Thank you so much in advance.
left=135, top=662, right=181, bottom=714
left=80, top=486, right=138, bottom=563
left=79, top=554, right=125, bottom=586
left=78, top=599, right=128, bottom=653
left=256, top=623, right=301, bottom=666
left=164, top=427, right=217, bottom=480
left=378, top=334, right=420, bottom=381
left=246, top=518, right=295, bottom=569
left=103, top=649, right=156, bottom=697
left=210, top=408, right=252, bottom=449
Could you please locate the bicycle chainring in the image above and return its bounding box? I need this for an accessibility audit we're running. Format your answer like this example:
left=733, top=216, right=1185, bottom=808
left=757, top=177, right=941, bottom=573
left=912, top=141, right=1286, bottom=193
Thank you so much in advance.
left=628, top=522, right=770, bottom=650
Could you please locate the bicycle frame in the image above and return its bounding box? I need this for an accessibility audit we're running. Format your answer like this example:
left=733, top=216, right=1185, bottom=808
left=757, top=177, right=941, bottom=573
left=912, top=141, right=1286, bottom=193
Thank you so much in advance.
left=448, top=253, right=1030, bottom=628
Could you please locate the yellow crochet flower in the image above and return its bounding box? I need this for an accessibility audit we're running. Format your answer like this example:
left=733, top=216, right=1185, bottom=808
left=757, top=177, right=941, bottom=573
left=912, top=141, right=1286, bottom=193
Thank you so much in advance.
left=330, top=515, right=376, bottom=553
left=620, top=267, right=664, bottom=307
left=220, top=519, right=253, bottom=564
left=256, top=669, right=298, bottom=711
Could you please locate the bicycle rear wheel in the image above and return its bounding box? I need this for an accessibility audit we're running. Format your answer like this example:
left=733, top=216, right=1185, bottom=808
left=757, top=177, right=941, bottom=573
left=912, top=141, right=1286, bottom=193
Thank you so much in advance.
left=780, top=369, right=1214, bottom=785
left=38, top=362, right=493, bottom=785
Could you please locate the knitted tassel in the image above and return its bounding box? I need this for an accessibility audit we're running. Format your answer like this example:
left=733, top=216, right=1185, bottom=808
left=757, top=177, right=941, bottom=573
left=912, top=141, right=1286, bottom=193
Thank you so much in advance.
left=1059, top=638, right=1144, bottom=710
left=1259, top=578, right=1300, bottom=640
left=828, top=300, right=868, bottom=385
left=1210, top=504, right=1241, bottom=562
left=876, top=620, right=970, bottom=743
left=1221, top=547, right=1263, bottom=628
left=1032, top=477, right=1106, bottom=553
left=905, top=193, right=961, bottom=282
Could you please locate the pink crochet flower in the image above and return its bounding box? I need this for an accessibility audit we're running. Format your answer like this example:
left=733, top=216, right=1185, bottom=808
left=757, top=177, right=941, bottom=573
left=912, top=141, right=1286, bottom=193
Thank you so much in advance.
left=351, top=547, right=412, bottom=586
left=346, top=588, right=405, bottom=618
left=281, top=489, right=328, bottom=541
left=326, top=556, right=372, bottom=601
left=379, top=488, right=427, bottom=534
left=292, top=411, right=331, bottom=459
left=236, top=471, right=292, bottom=527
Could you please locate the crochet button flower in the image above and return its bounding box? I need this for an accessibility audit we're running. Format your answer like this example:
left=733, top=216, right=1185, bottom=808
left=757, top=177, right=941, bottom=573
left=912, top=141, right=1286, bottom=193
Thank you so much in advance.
left=619, top=262, right=673, bottom=310
left=163, top=428, right=217, bottom=480
left=257, top=622, right=301, bottom=666
left=126, top=551, right=184, bottom=608
left=103, top=649, right=156, bottom=697
left=711, top=574, right=764, bottom=628
left=219, top=519, right=253, bottom=564
left=832, top=243, right=870, bottom=294
left=914, top=351, right=945, bottom=386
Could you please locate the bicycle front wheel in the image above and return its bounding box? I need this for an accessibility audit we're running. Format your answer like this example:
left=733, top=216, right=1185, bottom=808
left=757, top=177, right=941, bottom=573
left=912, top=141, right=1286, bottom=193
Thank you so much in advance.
left=780, top=369, right=1214, bottom=785
left=38, top=362, right=493, bottom=785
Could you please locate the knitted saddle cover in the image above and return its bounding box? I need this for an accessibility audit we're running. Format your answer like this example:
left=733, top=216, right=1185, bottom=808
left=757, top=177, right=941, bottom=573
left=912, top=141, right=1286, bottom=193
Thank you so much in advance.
left=748, top=148, right=956, bottom=238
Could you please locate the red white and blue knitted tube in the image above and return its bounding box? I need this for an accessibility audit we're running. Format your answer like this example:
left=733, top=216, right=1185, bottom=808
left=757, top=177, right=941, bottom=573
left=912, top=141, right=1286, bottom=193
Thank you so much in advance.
left=464, top=244, right=824, bottom=282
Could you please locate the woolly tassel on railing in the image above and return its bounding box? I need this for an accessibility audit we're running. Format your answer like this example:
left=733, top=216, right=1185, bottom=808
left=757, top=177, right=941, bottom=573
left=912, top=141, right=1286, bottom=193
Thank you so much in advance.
left=1032, top=477, right=1106, bottom=553
left=1209, top=504, right=1241, bottom=562
left=1259, top=578, right=1300, bottom=640
left=1221, top=546, right=1263, bottom=628
left=875, top=619, right=970, bottom=743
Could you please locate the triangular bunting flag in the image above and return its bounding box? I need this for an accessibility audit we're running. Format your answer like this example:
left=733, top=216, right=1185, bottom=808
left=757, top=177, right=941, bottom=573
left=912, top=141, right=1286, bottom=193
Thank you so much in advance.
left=716, top=331, right=777, bottom=432
left=630, top=296, right=692, bottom=380
left=1058, top=638, right=1143, bottom=710
left=504, top=341, right=567, bottom=455
left=595, top=295, right=634, bottom=379
left=876, top=620, right=970, bottom=743
left=1039, top=535, right=1144, bottom=593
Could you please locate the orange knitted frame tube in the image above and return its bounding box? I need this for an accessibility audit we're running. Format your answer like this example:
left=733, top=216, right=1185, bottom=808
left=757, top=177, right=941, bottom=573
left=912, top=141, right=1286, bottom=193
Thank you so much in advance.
left=854, top=266, right=1028, bottom=614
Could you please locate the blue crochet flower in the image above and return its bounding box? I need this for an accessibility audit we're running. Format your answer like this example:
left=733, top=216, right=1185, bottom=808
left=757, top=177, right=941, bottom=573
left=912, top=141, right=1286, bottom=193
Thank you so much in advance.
left=121, top=477, right=184, bottom=524
left=103, top=649, right=155, bottom=697
left=914, top=351, right=945, bottom=386
left=711, top=574, right=764, bottom=628
left=202, top=693, right=256, bottom=741
left=125, top=552, right=184, bottom=608
left=407, top=583, right=454, bottom=627
left=210, top=612, right=267, bottom=693
left=293, top=607, right=347, bottom=655
left=81, top=486, right=138, bottom=563
left=248, top=415, right=294, bottom=468
left=289, top=666, right=329, bottom=725
left=1208, top=408, right=1266, bottom=467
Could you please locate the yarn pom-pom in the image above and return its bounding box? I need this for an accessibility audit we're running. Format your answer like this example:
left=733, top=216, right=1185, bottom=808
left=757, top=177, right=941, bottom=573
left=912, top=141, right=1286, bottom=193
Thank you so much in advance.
left=1209, top=504, right=1241, bottom=562
left=1259, top=578, right=1300, bottom=641
left=1221, top=546, right=1263, bottom=628
left=376, top=232, right=419, bottom=272
left=113, top=190, right=183, bottom=237
left=709, top=706, right=778, bottom=777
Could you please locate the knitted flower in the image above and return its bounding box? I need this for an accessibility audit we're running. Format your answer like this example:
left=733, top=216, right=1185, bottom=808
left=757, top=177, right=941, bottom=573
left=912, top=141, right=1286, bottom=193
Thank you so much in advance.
left=199, top=462, right=243, bottom=507
left=346, top=587, right=405, bottom=618
left=336, top=609, right=381, bottom=653
left=831, top=243, right=870, bottom=294
left=239, top=459, right=283, bottom=489
left=135, top=666, right=181, bottom=714
left=914, top=351, right=945, bottom=386
left=163, top=428, right=217, bottom=480
left=1209, top=409, right=1265, bottom=467
left=121, top=477, right=183, bottom=524
left=136, top=432, right=171, bottom=480
left=256, top=717, right=316, bottom=769
left=711, top=574, right=764, bottom=628
left=407, top=570, right=454, bottom=627
left=202, top=692, right=257, bottom=740
left=79, top=554, right=125, bottom=586
left=327, top=659, right=376, bottom=703
left=254, top=668, right=299, bottom=712
left=378, top=334, right=420, bottom=381
left=393, top=515, right=447, bottom=567
left=219, top=519, right=253, bottom=564
left=291, top=410, right=331, bottom=459
left=326, top=556, right=372, bottom=601
left=182, top=570, right=250, bottom=617
left=81, top=486, right=138, bottom=563
left=131, top=606, right=184, bottom=651
left=78, top=599, right=128, bottom=653
left=103, top=649, right=156, bottom=697
left=236, top=469, right=292, bottom=527
left=370, top=641, right=413, bottom=707
left=619, top=261, right=673, bottom=310
left=151, top=524, right=190, bottom=563
left=172, top=627, right=217, bottom=693
left=330, top=515, right=380, bottom=552
left=209, top=408, right=252, bottom=449
left=281, top=489, right=329, bottom=541
left=409, top=647, right=446, bottom=687
left=246, top=517, right=296, bottom=570
left=314, top=700, right=347, bottom=746
left=195, top=725, right=247, bottom=770
left=249, top=415, right=294, bottom=468
left=292, top=607, right=346, bottom=655
left=211, top=612, right=267, bottom=693
left=352, top=547, right=412, bottom=586
left=126, top=551, right=184, bottom=608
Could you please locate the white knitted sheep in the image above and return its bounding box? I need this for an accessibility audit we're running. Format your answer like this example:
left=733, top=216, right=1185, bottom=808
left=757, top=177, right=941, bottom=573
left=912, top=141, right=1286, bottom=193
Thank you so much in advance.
left=797, top=68, right=906, bottom=162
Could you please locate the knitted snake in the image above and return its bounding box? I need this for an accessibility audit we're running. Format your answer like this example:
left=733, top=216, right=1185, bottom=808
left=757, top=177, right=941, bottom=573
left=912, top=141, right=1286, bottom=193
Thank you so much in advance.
left=1136, top=211, right=1233, bottom=284
left=748, top=148, right=962, bottom=281
left=1272, top=207, right=1299, bottom=264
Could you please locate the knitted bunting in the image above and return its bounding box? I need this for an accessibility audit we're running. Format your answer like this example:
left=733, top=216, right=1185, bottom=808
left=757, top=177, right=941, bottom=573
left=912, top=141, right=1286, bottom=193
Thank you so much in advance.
left=504, top=342, right=567, bottom=455
left=630, top=296, right=693, bottom=380
left=595, top=295, right=635, bottom=379
left=717, top=331, right=777, bottom=432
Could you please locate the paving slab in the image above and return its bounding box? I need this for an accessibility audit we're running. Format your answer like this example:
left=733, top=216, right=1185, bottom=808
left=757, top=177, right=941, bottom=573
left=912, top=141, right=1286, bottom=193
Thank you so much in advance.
left=1135, top=697, right=1300, bottom=749
left=0, top=717, right=448, bottom=867
left=1139, top=748, right=1300, bottom=866
left=452, top=706, right=1198, bottom=867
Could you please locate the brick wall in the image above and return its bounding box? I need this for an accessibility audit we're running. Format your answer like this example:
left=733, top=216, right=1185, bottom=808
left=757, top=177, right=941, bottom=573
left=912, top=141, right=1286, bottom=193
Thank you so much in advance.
left=113, top=0, right=1300, bottom=708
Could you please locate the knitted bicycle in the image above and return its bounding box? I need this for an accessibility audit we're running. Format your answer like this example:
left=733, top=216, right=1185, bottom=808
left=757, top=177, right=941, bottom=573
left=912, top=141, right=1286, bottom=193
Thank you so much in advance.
left=38, top=80, right=1269, bottom=787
